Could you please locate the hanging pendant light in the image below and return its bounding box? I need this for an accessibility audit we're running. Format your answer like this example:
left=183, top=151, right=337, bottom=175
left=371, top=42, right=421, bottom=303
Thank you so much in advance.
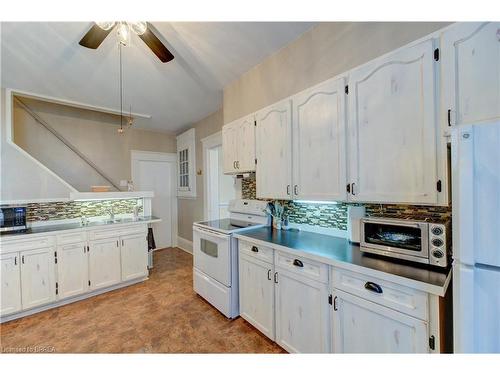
left=117, top=43, right=134, bottom=134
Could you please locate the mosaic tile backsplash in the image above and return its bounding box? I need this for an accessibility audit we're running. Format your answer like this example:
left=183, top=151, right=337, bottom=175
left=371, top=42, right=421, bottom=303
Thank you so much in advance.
left=241, top=178, right=451, bottom=231
left=25, top=199, right=143, bottom=222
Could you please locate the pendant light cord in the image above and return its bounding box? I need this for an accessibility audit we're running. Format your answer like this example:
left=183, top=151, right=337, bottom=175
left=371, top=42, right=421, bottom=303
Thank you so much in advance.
left=119, top=43, right=123, bottom=130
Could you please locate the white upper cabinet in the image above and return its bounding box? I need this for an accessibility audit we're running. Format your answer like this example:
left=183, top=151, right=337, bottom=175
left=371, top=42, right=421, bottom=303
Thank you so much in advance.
left=20, top=247, right=56, bottom=310
left=292, top=77, right=348, bottom=201
left=347, top=38, right=440, bottom=204
left=57, top=242, right=89, bottom=300
left=441, top=22, right=500, bottom=127
left=0, top=253, right=22, bottom=316
left=222, top=114, right=256, bottom=174
left=256, top=99, right=293, bottom=199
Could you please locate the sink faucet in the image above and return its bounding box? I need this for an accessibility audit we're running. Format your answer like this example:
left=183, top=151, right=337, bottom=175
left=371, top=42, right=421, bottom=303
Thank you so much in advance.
left=106, top=207, right=115, bottom=221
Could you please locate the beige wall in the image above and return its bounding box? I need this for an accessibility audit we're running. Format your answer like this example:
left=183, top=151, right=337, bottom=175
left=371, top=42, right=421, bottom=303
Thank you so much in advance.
left=13, top=97, right=176, bottom=192
left=177, top=109, right=224, bottom=241
left=223, top=22, right=451, bottom=123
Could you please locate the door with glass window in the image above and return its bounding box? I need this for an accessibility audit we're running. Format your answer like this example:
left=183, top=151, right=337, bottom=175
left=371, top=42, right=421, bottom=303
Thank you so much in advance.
left=193, top=226, right=231, bottom=286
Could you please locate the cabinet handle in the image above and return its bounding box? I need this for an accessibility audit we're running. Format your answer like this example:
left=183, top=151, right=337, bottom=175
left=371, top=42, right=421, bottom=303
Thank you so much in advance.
left=351, top=183, right=356, bottom=195
left=87, top=245, right=90, bottom=253
left=286, top=185, right=290, bottom=195
left=117, top=240, right=119, bottom=247
left=274, top=271, right=278, bottom=284
left=267, top=269, right=272, bottom=281
left=236, top=161, right=240, bottom=169
left=447, top=109, right=452, bottom=126
left=122, top=239, right=124, bottom=247
left=83, top=245, right=86, bottom=253
left=22, top=255, right=25, bottom=264
left=292, top=259, right=304, bottom=268
left=233, top=161, right=237, bottom=169
left=294, top=185, right=298, bottom=195
left=333, top=296, right=338, bottom=311
left=14, top=256, right=17, bottom=266
left=251, top=246, right=259, bottom=253
left=364, top=281, right=383, bottom=294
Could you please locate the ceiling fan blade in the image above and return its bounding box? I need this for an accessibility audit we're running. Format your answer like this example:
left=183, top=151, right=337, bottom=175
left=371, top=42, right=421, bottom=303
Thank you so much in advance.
left=79, top=23, right=113, bottom=49
left=138, top=24, right=174, bottom=63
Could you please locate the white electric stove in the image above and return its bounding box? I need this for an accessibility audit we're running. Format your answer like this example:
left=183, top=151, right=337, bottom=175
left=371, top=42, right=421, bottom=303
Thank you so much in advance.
left=192, top=199, right=269, bottom=318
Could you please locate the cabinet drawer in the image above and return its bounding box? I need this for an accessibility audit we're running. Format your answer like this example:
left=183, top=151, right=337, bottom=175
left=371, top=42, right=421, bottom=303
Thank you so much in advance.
left=56, top=231, right=87, bottom=245
left=88, top=224, right=146, bottom=241
left=1, top=236, right=55, bottom=253
left=239, top=240, right=273, bottom=264
left=275, top=251, right=328, bottom=284
left=332, top=268, right=428, bottom=321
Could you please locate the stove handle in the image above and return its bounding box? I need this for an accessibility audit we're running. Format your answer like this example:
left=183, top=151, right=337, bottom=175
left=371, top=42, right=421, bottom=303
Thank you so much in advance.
left=194, top=226, right=228, bottom=240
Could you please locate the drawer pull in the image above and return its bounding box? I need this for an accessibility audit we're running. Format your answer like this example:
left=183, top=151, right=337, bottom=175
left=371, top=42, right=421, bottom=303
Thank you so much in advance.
left=251, top=246, right=259, bottom=253
left=364, top=281, right=383, bottom=294
left=292, top=259, right=303, bottom=267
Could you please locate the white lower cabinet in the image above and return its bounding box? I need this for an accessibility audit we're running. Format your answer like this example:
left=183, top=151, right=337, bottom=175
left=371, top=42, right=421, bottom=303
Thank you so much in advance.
left=120, top=233, right=148, bottom=281
left=20, top=247, right=57, bottom=310
left=0, top=252, right=22, bottom=316
left=239, top=253, right=275, bottom=340
left=57, top=242, right=89, bottom=299
left=88, top=238, right=122, bottom=290
left=332, top=290, right=428, bottom=353
left=275, top=267, right=330, bottom=353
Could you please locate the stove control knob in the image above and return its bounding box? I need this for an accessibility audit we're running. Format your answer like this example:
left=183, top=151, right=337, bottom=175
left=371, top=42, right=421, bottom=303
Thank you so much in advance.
left=432, top=238, right=444, bottom=247
left=431, top=227, right=443, bottom=236
left=432, top=250, right=444, bottom=259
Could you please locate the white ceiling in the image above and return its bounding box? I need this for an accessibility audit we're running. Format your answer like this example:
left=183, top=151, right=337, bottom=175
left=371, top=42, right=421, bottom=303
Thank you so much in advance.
left=1, top=22, right=315, bottom=133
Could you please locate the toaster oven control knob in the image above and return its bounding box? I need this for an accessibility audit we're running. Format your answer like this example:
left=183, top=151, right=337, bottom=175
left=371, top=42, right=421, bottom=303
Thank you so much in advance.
left=431, top=227, right=443, bottom=236
left=432, top=250, right=444, bottom=259
left=431, top=238, right=444, bottom=247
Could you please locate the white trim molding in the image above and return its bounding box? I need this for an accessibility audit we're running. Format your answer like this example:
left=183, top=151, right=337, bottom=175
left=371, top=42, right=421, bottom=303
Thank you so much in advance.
left=201, top=131, right=222, bottom=221
left=176, top=236, right=193, bottom=254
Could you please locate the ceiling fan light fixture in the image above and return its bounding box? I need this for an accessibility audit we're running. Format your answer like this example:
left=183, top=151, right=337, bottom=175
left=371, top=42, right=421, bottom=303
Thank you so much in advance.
left=96, top=21, right=115, bottom=31
left=116, top=22, right=130, bottom=46
left=129, top=22, right=147, bottom=36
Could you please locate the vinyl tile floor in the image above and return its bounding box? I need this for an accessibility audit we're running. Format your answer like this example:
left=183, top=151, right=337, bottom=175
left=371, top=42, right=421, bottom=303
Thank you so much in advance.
left=0, top=248, right=285, bottom=354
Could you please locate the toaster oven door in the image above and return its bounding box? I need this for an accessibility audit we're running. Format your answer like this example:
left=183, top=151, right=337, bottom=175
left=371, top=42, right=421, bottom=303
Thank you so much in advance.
left=361, top=219, right=429, bottom=260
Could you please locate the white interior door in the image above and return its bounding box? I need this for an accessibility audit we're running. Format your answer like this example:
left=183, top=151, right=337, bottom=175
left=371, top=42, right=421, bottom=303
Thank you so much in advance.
left=132, top=152, right=175, bottom=249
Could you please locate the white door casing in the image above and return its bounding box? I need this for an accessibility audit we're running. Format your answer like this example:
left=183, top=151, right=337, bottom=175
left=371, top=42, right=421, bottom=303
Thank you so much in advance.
left=348, top=38, right=439, bottom=204
left=292, top=76, right=347, bottom=201
left=131, top=150, right=177, bottom=249
left=256, top=99, right=293, bottom=199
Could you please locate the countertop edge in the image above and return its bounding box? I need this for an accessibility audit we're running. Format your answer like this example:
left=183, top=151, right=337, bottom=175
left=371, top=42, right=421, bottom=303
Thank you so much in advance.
left=234, top=232, right=450, bottom=297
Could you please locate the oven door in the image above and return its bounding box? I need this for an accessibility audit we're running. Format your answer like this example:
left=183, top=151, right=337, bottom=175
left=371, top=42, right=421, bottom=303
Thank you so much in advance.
left=193, top=226, right=231, bottom=287
left=361, top=219, right=429, bottom=260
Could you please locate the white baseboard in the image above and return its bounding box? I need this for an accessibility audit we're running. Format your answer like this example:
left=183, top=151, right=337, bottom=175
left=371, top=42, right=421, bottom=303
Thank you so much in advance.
left=177, top=236, right=193, bottom=254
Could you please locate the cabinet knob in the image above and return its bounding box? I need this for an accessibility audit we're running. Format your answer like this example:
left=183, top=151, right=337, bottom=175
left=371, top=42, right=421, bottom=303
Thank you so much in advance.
left=251, top=246, right=259, bottom=253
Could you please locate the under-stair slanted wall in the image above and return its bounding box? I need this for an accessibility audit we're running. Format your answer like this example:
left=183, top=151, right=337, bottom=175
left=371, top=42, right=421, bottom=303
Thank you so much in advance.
left=13, top=98, right=120, bottom=192
left=11, top=96, right=177, bottom=193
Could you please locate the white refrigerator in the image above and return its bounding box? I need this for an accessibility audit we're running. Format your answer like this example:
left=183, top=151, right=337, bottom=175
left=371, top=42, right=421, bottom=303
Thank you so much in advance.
left=452, top=120, right=500, bottom=353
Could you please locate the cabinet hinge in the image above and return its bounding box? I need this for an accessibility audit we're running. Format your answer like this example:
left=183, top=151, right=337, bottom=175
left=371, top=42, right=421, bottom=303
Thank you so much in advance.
left=55, top=282, right=58, bottom=295
left=328, top=294, right=333, bottom=305
left=345, top=85, right=349, bottom=95
left=54, top=251, right=57, bottom=264
left=436, top=180, right=442, bottom=193
left=429, top=335, right=436, bottom=350
left=254, top=120, right=257, bottom=127
left=434, top=48, right=440, bottom=61
left=255, top=158, right=257, bottom=165
left=346, top=184, right=351, bottom=193
left=88, top=280, right=91, bottom=287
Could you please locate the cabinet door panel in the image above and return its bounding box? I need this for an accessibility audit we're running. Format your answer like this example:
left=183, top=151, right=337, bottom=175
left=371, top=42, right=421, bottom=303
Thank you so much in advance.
left=333, top=290, right=428, bottom=353
left=348, top=39, right=438, bottom=204
left=293, top=77, right=347, bottom=201
left=0, top=252, right=22, bottom=316
left=256, top=100, right=292, bottom=199
left=275, top=268, right=330, bottom=353
left=222, top=123, right=238, bottom=174
left=121, top=234, right=148, bottom=281
left=442, top=22, right=500, bottom=126
left=57, top=242, right=89, bottom=299
left=238, top=115, right=256, bottom=172
left=20, top=247, right=56, bottom=310
left=239, top=254, right=275, bottom=340
left=88, top=238, right=121, bottom=290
